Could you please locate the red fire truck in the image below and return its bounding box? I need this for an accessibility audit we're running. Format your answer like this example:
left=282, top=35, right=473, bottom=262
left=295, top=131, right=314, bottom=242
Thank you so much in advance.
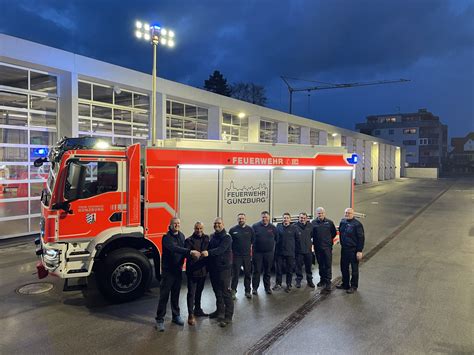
left=35, top=137, right=355, bottom=302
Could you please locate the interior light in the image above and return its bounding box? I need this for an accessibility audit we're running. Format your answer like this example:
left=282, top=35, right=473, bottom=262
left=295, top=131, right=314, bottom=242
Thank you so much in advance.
left=332, top=133, right=338, bottom=137
left=179, top=165, right=225, bottom=169
left=238, top=112, right=246, bottom=119
left=373, top=142, right=378, bottom=145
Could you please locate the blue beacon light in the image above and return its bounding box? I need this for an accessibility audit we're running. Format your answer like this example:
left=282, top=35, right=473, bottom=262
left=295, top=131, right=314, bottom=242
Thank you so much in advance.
left=346, top=153, right=358, bottom=164
left=32, top=148, right=49, bottom=157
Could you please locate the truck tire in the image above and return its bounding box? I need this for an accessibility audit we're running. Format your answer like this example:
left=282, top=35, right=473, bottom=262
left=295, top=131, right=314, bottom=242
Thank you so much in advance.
left=96, top=248, right=152, bottom=303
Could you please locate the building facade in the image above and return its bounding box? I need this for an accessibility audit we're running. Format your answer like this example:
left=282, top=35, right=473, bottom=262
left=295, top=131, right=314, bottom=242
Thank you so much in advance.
left=356, top=108, right=448, bottom=169
left=448, top=132, right=474, bottom=173
left=0, top=34, right=402, bottom=239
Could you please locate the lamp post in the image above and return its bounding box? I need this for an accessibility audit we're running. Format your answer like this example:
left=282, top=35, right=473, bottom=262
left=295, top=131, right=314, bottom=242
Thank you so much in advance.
left=135, top=20, right=175, bottom=146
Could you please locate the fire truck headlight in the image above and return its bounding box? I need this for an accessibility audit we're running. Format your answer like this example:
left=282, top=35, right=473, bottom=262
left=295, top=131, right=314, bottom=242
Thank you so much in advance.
left=45, top=249, right=59, bottom=259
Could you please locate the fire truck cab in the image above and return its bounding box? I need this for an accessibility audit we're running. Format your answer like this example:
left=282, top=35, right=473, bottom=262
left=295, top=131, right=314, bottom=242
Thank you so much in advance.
left=36, top=137, right=355, bottom=302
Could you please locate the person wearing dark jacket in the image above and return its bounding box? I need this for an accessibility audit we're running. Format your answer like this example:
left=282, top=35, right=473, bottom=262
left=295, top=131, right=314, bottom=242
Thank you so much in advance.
left=155, top=218, right=200, bottom=332
left=203, top=217, right=234, bottom=327
left=229, top=213, right=255, bottom=299
left=294, top=212, right=315, bottom=288
left=274, top=212, right=297, bottom=292
left=337, top=208, right=365, bottom=294
left=184, top=221, right=210, bottom=326
left=251, top=211, right=278, bottom=295
left=312, top=207, right=337, bottom=293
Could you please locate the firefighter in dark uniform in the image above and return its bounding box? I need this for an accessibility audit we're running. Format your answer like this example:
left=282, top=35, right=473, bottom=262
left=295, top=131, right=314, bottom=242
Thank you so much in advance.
left=274, top=212, right=297, bottom=292
left=251, top=211, right=278, bottom=295
left=155, top=217, right=200, bottom=332
left=337, top=208, right=365, bottom=294
left=229, top=213, right=255, bottom=299
left=294, top=212, right=315, bottom=288
left=184, top=221, right=210, bottom=326
left=203, top=217, right=234, bottom=327
left=312, top=207, right=337, bottom=293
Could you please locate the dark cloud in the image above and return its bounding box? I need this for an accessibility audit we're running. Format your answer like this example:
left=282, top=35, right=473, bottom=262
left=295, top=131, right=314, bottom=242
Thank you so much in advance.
left=0, top=0, right=472, bottom=137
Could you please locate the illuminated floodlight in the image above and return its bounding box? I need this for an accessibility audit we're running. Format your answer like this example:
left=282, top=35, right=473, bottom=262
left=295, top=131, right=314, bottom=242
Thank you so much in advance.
left=373, top=142, right=378, bottom=145
left=95, top=141, right=110, bottom=149
left=133, top=20, right=176, bottom=146
left=331, top=133, right=338, bottom=137
left=238, top=112, right=246, bottom=119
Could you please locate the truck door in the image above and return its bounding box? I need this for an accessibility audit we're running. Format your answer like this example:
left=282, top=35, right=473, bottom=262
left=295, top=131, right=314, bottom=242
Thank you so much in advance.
left=57, top=159, right=125, bottom=240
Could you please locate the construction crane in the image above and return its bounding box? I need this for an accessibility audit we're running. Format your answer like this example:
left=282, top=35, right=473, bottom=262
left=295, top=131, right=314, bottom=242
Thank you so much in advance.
left=281, top=76, right=410, bottom=114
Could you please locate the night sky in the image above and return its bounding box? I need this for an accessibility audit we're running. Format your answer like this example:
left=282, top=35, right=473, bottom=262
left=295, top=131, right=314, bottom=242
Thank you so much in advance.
left=1, top=0, right=472, bottom=139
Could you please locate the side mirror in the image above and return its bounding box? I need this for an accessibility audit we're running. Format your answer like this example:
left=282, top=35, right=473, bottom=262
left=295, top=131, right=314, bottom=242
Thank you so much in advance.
left=34, top=157, right=48, bottom=167
left=53, top=201, right=72, bottom=214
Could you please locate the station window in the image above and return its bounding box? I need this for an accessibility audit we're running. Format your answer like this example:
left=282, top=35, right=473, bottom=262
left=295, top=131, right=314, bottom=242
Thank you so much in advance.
left=78, top=80, right=149, bottom=145
left=222, top=112, right=248, bottom=142
left=403, top=128, right=417, bottom=134
left=310, top=129, right=320, bottom=145
left=166, top=100, right=208, bottom=140
left=0, top=62, right=57, bottom=238
left=259, top=119, right=277, bottom=143
left=389, top=129, right=394, bottom=135
left=288, top=125, right=301, bottom=144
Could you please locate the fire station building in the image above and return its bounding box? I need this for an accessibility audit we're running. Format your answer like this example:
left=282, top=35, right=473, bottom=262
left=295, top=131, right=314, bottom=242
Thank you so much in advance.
left=0, top=34, right=402, bottom=239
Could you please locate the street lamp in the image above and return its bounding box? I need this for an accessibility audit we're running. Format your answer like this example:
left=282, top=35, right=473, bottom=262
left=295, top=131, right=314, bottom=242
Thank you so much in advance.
left=135, top=20, right=175, bottom=146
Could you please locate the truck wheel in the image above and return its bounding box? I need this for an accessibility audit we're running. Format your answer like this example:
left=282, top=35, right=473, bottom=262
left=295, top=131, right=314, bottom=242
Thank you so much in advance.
left=96, top=248, right=152, bottom=303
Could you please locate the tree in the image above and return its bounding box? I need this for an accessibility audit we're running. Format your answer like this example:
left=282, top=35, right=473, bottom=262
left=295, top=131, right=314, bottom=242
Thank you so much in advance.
left=204, top=70, right=232, bottom=96
left=230, top=82, right=267, bottom=106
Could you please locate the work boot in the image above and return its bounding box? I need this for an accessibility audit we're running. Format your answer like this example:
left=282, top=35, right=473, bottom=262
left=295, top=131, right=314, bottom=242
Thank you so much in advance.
left=296, top=280, right=302, bottom=288
left=252, top=289, right=258, bottom=295
left=188, top=315, right=196, bottom=326
left=317, top=281, right=325, bottom=287
left=155, top=320, right=165, bottom=332
left=336, top=284, right=349, bottom=290
left=346, top=287, right=358, bottom=294
left=307, top=280, right=316, bottom=288
left=208, top=311, right=221, bottom=319
left=285, top=286, right=291, bottom=293
left=193, top=308, right=209, bottom=317
left=265, top=288, right=273, bottom=294
left=272, top=284, right=282, bottom=291
left=172, top=315, right=184, bottom=326
left=324, top=284, right=332, bottom=292
left=219, top=318, right=232, bottom=328
left=231, top=289, right=237, bottom=300
left=245, top=291, right=252, bottom=299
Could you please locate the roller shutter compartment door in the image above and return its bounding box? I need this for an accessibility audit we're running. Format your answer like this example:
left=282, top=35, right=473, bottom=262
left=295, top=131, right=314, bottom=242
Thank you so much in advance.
left=314, top=169, right=352, bottom=222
